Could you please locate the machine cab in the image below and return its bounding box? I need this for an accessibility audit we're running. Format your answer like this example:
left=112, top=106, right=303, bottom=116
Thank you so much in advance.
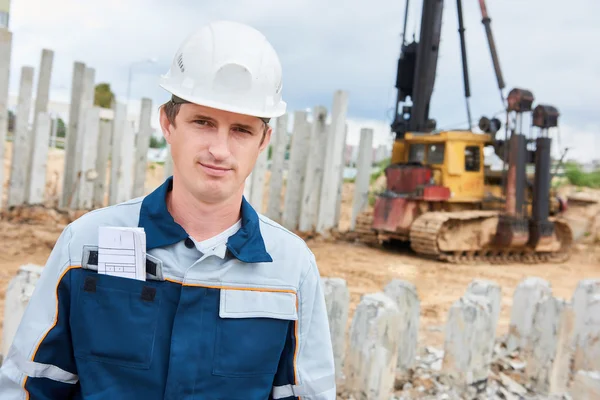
left=389, top=130, right=491, bottom=203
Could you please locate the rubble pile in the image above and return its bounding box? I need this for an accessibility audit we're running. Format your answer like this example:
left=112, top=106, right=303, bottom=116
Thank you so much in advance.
left=388, top=344, right=575, bottom=400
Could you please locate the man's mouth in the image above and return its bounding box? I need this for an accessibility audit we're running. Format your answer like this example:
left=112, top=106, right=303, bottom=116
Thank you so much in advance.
left=199, top=162, right=232, bottom=177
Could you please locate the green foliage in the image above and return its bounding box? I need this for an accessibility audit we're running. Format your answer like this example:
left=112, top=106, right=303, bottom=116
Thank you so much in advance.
left=8, top=110, right=14, bottom=132
left=149, top=136, right=167, bottom=149
left=55, top=118, right=66, bottom=138
left=368, top=192, right=377, bottom=207
left=564, top=162, right=600, bottom=188
left=370, top=157, right=391, bottom=184
left=94, top=83, right=115, bottom=109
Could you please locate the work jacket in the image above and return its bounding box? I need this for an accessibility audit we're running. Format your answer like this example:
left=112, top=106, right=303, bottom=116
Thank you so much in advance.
left=0, top=176, right=336, bottom=399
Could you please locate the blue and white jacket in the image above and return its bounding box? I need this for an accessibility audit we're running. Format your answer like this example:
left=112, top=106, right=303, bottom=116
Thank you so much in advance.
left=0, top=177, right=336, bottom=399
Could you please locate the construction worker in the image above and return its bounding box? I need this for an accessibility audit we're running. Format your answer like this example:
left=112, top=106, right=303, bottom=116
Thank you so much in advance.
left=0, top=20, right=336, bottom=399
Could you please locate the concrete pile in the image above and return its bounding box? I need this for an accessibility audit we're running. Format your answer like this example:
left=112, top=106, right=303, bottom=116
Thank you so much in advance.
left=329, top=276, right=600, bottom=400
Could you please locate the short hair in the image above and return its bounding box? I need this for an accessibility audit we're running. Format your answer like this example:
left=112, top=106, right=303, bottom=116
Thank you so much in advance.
left=161, top=99, right=182, bottom=127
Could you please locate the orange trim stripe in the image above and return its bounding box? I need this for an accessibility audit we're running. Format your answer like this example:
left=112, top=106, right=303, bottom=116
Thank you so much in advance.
left=293, top=297, right=300, bottom=386
left=22, top=265, right=81, bottom=399
left=164, top=278, right=297, bottom=294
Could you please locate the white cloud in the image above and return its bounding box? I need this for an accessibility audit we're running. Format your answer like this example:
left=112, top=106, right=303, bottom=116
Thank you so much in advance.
left=4, top=0, right=599, bottom=162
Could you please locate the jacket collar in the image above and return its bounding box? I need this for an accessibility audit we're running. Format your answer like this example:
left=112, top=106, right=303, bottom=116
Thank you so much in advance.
left=138, top=176, right=272, bottom=263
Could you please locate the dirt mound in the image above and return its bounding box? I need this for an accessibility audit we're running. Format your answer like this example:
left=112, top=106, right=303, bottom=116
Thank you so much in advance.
left=0, top=205, right=84, bottom=226
left=561, top=189, right=600, bottom=243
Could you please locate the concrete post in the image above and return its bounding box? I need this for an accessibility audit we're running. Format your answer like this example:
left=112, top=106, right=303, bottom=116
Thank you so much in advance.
left=299, top=106, right=328, bottom=232
left=7, top=66, right=34, bottom=207
left=249, top=142, right=269, bottom=212
left=61, top=61, right=86, bottom=208
left=2, top=264, right=44, bottom=358
left=266, top=113, right=288, bottom=222
left=117, top=121, right=135, bottom=203
left=164, top=144, right=173, bottom=179
left=442, top=295, right=494, bottom=394
left=383, top=279, right=420, bottom=377
left=317, top=90, right=348, bottom=234
left=282, top=111, right=310, bottom=231
left=524, top=294, right=566, bottom=395
left=77, top=107, right=101, bottom=209
left=345, top=292, right=400, bottom=400
left=25, top=49, right=53, bottom=201
left=351, top=128, right=374, bottom=230
left=573, top=294, right=600, bottom=372
left=27, top=112, right=51, bottom=205
left=50, top=115, right=58, bottom=148
left=571, top=279, right=600, bottom=350
left=0, top=30, right=12, bottom=210
left=93, top=120, right=112, bottom=208
left=506, top=277, right=552, bottom=353
left=550, top=303, right=576, bottom=396
left=70, top=67, right=95, bottom=208
left=109, top=102, right=126, bottom=205
left=569, top=370, right=600, bottom=400
left=132, top=97, right=152, bottom=198
left=334, top=124, right=348, bottom=229
left=244, top=173, right=253, bottom=200
left=321, top=277, right=350, bottom=386
left=466, top=279, right=502, bottom=336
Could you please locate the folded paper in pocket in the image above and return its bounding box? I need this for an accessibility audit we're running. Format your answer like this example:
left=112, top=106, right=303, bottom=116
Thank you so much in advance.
left=98, top=226, right=146, bottom=281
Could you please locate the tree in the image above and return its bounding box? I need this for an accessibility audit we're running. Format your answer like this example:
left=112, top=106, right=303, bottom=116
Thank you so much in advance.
left=94, top=83, right=115, bottom=108
left=55, top=118, right=66, bottom=138
left=8, top=110, right=14, bottom=132
left=149, top=136, right=166, bottom=149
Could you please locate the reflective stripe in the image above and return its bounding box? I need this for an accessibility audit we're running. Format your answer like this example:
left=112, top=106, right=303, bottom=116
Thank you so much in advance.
left=8, top=348, right=78, bottom=384
left=272, top=374, right=335, bottom=399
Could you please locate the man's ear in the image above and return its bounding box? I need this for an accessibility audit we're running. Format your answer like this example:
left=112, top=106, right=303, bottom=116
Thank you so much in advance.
left=159, top=106, right=174, bottom=144
left=259, top=126, right=272, bottom=152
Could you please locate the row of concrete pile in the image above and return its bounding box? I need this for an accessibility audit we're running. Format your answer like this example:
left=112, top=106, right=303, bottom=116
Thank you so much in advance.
left=322, top=277, right=600, bottom=400
left=0, top=31, right=159, bottom=211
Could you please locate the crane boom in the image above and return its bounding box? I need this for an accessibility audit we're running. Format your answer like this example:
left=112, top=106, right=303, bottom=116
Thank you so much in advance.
left=478, top=0, right=506, bottom=104
left=391, top=0, right=444, bottom=138
left=391, top=0, right=507, bottom=136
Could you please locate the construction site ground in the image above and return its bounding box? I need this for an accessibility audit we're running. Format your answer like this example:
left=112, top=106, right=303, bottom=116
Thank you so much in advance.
left=1, top=143, right=599, bottom=348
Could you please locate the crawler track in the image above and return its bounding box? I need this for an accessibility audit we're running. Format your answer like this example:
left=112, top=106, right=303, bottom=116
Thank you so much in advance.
left=409, top=211, right=572, bottom=264
left=344, top=210, right=573, bottom=264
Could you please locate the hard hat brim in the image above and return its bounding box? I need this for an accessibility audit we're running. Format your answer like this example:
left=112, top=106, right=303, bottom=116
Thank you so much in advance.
left=160, top=81, right=287, bottom=120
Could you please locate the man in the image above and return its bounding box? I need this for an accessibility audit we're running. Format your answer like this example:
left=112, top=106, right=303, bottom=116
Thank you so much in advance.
left=0, top=20, right=336, bottom=399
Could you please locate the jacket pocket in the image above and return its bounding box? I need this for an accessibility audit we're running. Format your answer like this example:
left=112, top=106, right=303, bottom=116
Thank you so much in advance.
left=212, top=289, right=297, bottom=377
left=71, top=272, right=161, bottom=369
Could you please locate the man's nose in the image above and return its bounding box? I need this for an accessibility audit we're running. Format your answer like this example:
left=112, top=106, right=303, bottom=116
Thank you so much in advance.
left=207, top=127, right=231, bottom=160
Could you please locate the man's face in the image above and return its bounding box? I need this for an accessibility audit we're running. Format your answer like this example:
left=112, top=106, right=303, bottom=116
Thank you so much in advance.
left=160, top=102, right=271, bottom=204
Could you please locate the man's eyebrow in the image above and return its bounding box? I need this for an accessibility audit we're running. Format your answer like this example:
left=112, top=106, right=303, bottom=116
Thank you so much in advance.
left=189, top=114, right=257, bottom=130
left=189, top=114, right=218, bottom=123
left=231, top=122, right=257, bottom=131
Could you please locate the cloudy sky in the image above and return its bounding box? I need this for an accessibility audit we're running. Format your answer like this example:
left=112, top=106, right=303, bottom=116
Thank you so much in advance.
left=5, top=0, right=599, bottom=161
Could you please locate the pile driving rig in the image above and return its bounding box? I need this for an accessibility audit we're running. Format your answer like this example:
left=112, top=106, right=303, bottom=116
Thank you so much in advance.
left=352, top=0, right=574, bottom=263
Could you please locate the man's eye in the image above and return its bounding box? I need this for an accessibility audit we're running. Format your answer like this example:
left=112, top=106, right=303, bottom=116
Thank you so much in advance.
left=234, top=127, right=252, bottom=134
left=194, top=120, right=211, bottom=126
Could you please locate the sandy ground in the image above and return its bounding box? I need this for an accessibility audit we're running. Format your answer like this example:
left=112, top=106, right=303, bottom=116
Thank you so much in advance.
left=1, top=143, right=599, bottom=350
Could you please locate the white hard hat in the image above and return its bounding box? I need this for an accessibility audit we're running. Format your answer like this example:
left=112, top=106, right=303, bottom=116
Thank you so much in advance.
left=159, top=20, right=286, bottom=119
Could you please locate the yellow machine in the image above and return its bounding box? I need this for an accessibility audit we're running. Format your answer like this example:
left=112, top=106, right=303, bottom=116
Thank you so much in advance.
left=353, top=114, right=573, bottom=264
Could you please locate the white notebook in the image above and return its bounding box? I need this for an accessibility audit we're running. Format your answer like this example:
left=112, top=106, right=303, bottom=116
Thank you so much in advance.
left=98, top=227, right=146, bottom=281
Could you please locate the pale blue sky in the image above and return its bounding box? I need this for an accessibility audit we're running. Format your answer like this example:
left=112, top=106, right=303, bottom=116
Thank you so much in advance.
left=5, top=0, right=599, bottom=161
